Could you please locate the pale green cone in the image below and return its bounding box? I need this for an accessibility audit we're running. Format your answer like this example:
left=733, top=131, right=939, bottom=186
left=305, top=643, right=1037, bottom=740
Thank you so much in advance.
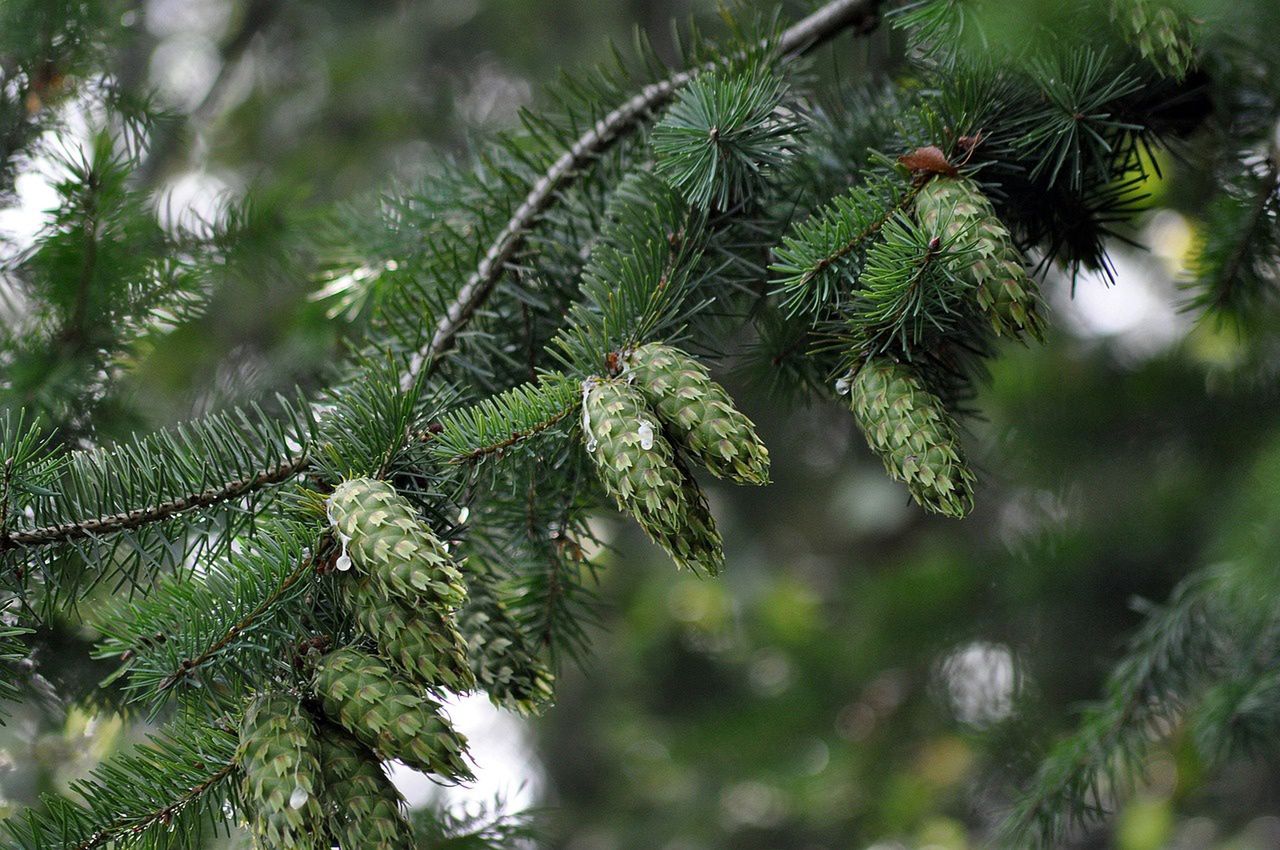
left=327, top=478, right=466, bottom=612
left=316, top=722, right=414, bottom=850
left=915, top=177, right=1046, bottom=341
left=345, top=576, right=475, bottom=694
left=649, top=470, right=725, bottom=576
left=1112, top=0, right=1195, bottom=78
left=458, top=563, right=555, bottom=715
left=582, top=377, right=688, bottom=537
left=848, top=358, right=975, bottom=518
left=238, top=693, right=328, bottom=850
left=313, top=647, right=472, bottom=782
left=623, top=343, right=770, bottom=485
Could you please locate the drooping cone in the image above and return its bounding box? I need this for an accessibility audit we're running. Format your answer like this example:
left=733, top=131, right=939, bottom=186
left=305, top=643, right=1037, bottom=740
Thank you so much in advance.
left=623, top=343, right=770, bottom=485
left=1111, top=0, right=1194, bottom=78
left=313, top=647, right=472, bottom=781
left=582, top=377, right=688, bottom=537
left=848, top=358, right=975, bottom=518
left=649, top=466, right=725, bottom=576
left=915, top=177, right=1045, bottom=341
left=326, top=478, right=466, bottom=612
left=345, top=576, right=475, bottom=694
left=315, top=722, right=414, bottom=850
left=457, top=563, right=555, bottom=715
left=238, top=693, right=328, bottom=850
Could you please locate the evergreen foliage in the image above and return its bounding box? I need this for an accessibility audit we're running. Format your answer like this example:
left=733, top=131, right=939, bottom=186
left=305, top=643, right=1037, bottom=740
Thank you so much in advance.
left=2, top=0, right=1280, bottom=846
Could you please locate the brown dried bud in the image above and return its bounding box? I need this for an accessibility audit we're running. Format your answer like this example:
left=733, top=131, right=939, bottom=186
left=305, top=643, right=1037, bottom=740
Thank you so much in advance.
left=898, top=145, right=958, bottom=176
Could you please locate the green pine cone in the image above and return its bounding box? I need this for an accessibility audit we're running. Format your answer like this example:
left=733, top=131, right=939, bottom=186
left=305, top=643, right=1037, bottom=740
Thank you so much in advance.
left=848, top=358, right=975, bottom=518
left=327, top=477, right=466, bottom=612
left=582, top=377, right=688, bottom=537
left=458, top=563, right=555, bottom=715
left=1112, top=0, right=1194, bottom=78
left=313, top=647, right=472, bottom=781
left=915, top=177, right=1045, bottom=341
left=623, top=343, right=771, bottom=485
left=649, top=471, right=725, bottom=576
left=239, top=693, right=328, bottom=850
left=346, top=577, right=475, bottom=694
left=316, top=722, right=414, bottom=850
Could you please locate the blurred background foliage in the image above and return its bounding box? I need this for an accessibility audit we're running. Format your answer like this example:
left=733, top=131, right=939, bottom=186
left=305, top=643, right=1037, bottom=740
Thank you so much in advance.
left=1, top=1, right=1279, bottom=848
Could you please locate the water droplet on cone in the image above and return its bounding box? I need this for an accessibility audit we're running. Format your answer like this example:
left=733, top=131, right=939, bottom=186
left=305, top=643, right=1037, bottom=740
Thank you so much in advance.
left=638, top=420, right=655, bottom=450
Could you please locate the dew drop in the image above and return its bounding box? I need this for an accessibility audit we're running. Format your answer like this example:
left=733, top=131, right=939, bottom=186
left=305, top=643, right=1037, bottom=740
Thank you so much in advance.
left=289, top=786, right=309, bottom=810
left=335, top=552, right=352, bottom=572
left=585, top=438, right=598, bottom=454
left=834, top=376, right=852, bottom=396
left=638, top=420, right=655, bottom=450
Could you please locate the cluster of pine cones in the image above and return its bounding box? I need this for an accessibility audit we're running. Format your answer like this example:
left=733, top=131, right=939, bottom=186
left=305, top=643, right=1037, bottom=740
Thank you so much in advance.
left=239, top=478, right=553, bottom=849
left=846, top=175, right=1045, bottom=519
left=582, top=343, right=771, bottom=575
left=238, top=196, right=1040, bottom=844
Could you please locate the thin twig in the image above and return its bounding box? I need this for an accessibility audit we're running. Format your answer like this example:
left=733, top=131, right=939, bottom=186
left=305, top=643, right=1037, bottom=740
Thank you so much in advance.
left=0, top=451, right=309, bottom=552
left=158, top=549, right=320, bottom=692
left=796, top=182, right=922, bottom=294
left=72, top=760, right=237, bottom=850
left=448, top=404, right=576, bottom=464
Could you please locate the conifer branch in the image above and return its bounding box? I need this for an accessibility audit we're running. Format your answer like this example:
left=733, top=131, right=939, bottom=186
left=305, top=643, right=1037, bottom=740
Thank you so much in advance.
left=154, top=549, right=318, bottom=696
left=801, top=185, right=919, bottom=293
left=95, top=521, right=323, bottom=709
left=772, top=179, right=921, bottom=315
left=416, top=0, right=882, bottom=372
left=1207, top=156, right=1279, bottom=311
left=70, top=760, right=237, bottom=850
left=5, top=0, right=882, bottom=561
left=2, top=719, right=242, bottom=850
left=445, top=409, right=575, bottom=465
left=0, top=451, right=308, bottom=553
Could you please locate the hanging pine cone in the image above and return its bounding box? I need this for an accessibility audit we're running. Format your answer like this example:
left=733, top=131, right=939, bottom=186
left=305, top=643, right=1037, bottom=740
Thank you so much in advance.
left=582, top=377, right=688, bottom=537
left=649, top=469, right=725, bottom=576
left=623, top=343, right=770, bottom=485
left=1111, top=0, right=1195, bottom=78
left=345, top=576, right=475, bottom=694
left=326, top=478, right=466, bottom=612
left=848, top=358, right=975, bottom=518
left=315, top=722, right=414, bottom=850
left=914, top=177, right=1045, bottom=341
left=458, top=562, right=555, bottom=715
left=313, top=647, right=472, bottom=781
left=239, top=693, right=328, bottom=850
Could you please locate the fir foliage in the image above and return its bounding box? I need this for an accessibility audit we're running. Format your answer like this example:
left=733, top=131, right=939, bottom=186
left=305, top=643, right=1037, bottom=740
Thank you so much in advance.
left=92, top=518, right=322, bottom=713
left=0, top=398, right=313, bottom=606
left=1, top=716, right=241, bottom=850
left=5, top=0, right=1280, bottom=845
left=652, top=62, right=803, bottom=211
